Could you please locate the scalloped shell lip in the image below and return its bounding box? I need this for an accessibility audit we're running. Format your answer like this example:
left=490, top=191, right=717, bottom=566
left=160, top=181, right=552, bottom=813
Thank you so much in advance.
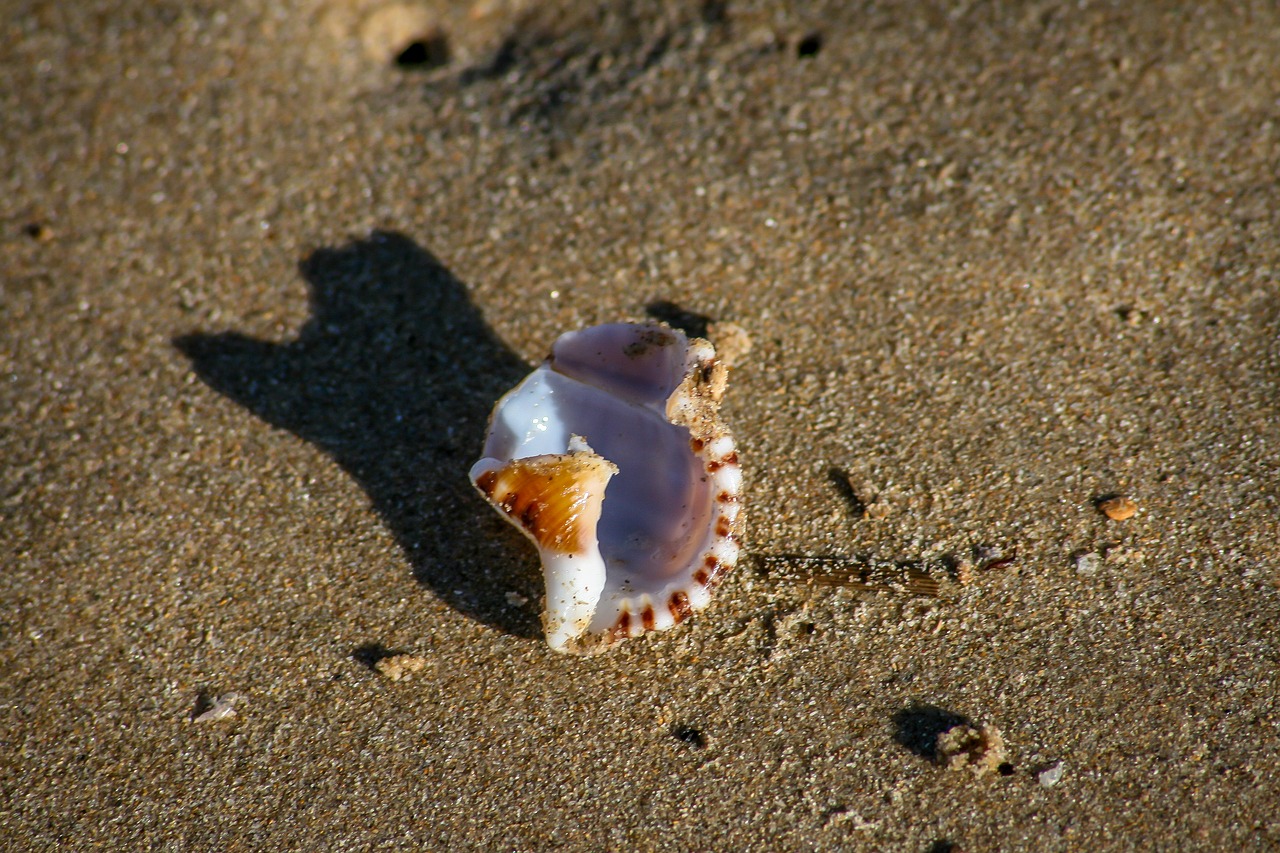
left=470, top=322, right=743, bottom=654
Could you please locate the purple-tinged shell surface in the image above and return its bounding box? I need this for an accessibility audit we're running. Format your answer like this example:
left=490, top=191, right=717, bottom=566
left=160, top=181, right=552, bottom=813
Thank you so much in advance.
left=470, top=323, right=742, bottom=654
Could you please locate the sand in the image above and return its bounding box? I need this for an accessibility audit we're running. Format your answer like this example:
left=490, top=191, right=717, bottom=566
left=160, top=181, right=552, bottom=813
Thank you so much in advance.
left=3, top=0, right=1278, bottom=849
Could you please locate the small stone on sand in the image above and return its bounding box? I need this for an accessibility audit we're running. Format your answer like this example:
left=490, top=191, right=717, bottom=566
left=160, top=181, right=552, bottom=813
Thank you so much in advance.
left=1074, top=551, right=1102, bottom=575
left=375, top=654, right=428, bottom=681
left=864, top=501, right=891, bottom=520
left=936, top=722, right=1007, bottom=774
left=707, top=321, right=753, bottom=367
left=1099, top=496, right=1138, bottom=520
left=359, top=4, right=447, bottom=67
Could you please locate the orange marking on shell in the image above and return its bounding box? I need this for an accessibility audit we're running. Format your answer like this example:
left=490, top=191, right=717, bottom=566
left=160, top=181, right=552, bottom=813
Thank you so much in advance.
left=478, top=453, right=615, bottom=554
left=702, top=553, right=734, bottom=586
left=475, top=470, right=499, bottom=493
left=706, top=451, right=739, bottom=473
left=669, top=591, right=693, bottom=623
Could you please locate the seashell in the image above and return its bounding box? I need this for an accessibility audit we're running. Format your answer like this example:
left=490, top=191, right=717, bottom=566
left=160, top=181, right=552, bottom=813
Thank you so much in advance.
left=470, top=322, right=742, bottom=654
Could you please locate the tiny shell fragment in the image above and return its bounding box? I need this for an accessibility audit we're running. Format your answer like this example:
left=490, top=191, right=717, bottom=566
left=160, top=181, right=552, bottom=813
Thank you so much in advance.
left=1037, top=761, right=1065, bottom=788
left=1099, top=496, right=1138, bottom=520
left=191, top=692, right=242, bottom=723
left=470, top=322, right=742, bottom=654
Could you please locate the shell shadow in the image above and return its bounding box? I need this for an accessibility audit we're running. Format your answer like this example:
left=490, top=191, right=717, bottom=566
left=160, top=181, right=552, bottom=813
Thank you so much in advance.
left=891, top=702, right=971, bottom=761
left=174, top=230, right=540, bottom=639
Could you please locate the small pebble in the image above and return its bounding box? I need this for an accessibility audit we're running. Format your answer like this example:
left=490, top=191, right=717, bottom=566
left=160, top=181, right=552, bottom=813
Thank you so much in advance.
left=1099, top=496, right=1138, bottom=520
left=823, top=807, right=878, bottom=830
left=374, top=654, right=428, bottom=681
left=1074, top=551, right=1102, bottom=576
left=1037, top=761, right=1065, bottom=788
left=974, top=543, right=1003, bottom=563
left=936, top=722, right=1007, bottom=775
left=707, top=321, right=753, bottom=367
left=359, top=4, right=438, bottom=64
left=864, top=501, right=891, bottom=520
left=505, top=591, right=528, bottom=607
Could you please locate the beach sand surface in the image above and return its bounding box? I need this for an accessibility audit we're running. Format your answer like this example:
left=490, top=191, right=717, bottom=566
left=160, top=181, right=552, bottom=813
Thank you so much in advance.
left=3, top=1, right=1278, bottom=848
